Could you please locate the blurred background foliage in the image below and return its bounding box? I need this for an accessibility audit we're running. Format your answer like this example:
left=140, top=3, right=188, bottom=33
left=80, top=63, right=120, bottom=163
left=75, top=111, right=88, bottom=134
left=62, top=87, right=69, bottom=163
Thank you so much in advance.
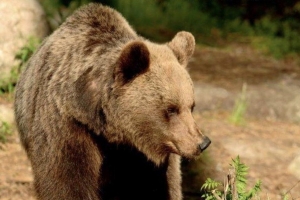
left=38, top=0, right=300, bottom=59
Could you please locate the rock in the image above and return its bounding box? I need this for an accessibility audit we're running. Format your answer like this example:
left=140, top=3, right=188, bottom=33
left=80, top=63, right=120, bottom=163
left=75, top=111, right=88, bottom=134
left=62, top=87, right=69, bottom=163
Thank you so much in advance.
left=288, top=154, right=300, bottom=179
left=0, top=104, right=14, bottom=125
left=194, top=78, right=300, bottom=123
left=0, top=0, right=49, bottom=87
left=287, top=95, right=300, bottom=123
left=194, top=83, right=233, bottom=112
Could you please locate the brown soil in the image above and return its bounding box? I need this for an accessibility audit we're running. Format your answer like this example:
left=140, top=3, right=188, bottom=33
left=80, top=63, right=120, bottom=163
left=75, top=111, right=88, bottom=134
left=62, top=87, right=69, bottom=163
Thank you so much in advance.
left=1, top=45, right=300, bottom=200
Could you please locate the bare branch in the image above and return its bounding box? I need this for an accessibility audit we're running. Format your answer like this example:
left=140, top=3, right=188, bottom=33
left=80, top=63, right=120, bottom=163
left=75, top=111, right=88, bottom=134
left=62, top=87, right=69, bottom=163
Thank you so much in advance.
left=212, top=189, right=224, bottom=200
left=228, top=168, right=238, bottom=200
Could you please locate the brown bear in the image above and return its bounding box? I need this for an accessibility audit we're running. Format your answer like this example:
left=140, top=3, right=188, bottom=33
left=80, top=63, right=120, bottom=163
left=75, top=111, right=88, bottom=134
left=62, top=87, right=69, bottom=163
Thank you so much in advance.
left=14, top=3, right=211, bottom=200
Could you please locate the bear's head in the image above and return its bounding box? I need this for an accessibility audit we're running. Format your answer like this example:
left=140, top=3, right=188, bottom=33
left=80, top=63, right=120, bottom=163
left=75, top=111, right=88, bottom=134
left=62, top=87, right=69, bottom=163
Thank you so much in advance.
left=104, top=31, right=211, bottom=165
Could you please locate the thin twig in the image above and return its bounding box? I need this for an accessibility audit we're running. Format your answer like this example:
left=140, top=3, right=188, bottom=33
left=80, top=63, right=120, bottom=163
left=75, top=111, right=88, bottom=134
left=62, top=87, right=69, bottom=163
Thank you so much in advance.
left=224, top=176, right=229, bottom=200
left=212, top=189, right=224, bottom=200
left=284, top=180, right=300, bottom=198
left=229, top=168, right=238, bottom=200
left=266, top=193, right=270, bottom=200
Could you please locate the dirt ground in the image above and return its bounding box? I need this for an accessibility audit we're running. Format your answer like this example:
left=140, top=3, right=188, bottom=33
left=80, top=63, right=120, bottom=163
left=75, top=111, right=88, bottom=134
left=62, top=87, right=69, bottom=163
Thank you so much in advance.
left=183, top=44, right=300, bottom=200
left=0, top=45, right=300, bottom=200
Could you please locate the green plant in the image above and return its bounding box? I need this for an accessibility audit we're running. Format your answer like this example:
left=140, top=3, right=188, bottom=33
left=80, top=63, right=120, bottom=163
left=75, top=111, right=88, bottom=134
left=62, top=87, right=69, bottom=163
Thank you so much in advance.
left=163, top=0, right=216, bottom=36
left=0, top=121, right=12, bottom=144
left=230, top=83, right=247, bottom=125
left=39, top=0, right=91, bottom=30
left=115, top=0, right=162, bottom=28
left=249, top=16, right=300, bottom=58
left=282, top=194, right=289, bottom=200
left=201, top=156, right=261, bottom=200
left=15, top=36, right=40, bottom=70
left=0, top=36, right=40, bottom=95
left=38, top=0, right=300, bottom=58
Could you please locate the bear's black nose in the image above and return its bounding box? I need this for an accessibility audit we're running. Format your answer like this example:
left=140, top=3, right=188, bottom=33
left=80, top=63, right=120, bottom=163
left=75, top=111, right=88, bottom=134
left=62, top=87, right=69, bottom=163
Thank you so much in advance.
left=199, top=136, right=211, bottom=152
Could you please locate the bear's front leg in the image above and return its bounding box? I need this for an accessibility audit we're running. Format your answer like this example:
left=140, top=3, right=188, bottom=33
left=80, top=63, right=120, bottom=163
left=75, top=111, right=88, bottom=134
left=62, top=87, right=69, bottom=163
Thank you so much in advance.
left=32, top=123, right=102, bottom=200
left=167, top=154, right=182, bottom=200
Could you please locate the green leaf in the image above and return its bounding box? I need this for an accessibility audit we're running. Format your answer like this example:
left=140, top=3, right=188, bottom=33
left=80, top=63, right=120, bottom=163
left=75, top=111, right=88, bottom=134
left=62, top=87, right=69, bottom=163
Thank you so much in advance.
left=201, top=178, right=221, bottom=191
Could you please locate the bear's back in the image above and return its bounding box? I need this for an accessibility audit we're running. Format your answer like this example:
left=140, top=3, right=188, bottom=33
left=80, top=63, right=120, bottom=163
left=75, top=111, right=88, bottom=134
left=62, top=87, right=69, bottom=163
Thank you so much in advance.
left=14, top=3, right=138, bottom=147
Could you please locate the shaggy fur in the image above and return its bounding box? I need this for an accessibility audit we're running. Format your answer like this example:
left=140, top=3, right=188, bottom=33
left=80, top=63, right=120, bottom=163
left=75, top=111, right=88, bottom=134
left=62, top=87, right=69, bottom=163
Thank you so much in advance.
left=14, top=3, right=210, bottom=200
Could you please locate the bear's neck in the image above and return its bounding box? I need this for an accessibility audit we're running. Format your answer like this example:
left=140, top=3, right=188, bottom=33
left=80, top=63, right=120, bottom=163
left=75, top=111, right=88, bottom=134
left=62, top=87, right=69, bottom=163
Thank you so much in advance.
left=97, top=135, right=170, bottom=200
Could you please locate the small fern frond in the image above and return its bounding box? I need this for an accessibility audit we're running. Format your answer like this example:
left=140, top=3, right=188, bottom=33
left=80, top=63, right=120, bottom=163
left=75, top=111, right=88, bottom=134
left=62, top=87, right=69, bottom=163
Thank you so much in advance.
left=201, top=178, right=222, bottom=191
left=246, top=180, right=262, bottom=200
left=201, top=156, right=262, bottom=200
left=231, top=156, right=249, bottom=196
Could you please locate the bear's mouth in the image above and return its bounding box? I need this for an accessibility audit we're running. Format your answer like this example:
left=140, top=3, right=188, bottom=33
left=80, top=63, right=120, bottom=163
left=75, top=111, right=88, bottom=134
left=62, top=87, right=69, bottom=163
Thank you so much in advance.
left=165, top=141, right=202, bottom=158
left=165, top=141, right=180, bottom=155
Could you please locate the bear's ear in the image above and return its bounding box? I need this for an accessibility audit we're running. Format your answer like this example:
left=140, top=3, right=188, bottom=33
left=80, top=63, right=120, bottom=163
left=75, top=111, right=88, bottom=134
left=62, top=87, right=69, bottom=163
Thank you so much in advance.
left=168, top=31, right=195, bottom=66
left=116, top=41, right=150, bottom=83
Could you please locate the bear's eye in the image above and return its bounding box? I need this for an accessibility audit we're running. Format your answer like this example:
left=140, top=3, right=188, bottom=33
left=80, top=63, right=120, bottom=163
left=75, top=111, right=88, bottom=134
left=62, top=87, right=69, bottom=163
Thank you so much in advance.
left=166, top=106, right=179, bottom=117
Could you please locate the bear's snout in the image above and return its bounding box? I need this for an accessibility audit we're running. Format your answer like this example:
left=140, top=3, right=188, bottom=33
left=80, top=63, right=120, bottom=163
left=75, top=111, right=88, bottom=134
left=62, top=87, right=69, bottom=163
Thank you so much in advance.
left=199, top=136, right=211, bottom=152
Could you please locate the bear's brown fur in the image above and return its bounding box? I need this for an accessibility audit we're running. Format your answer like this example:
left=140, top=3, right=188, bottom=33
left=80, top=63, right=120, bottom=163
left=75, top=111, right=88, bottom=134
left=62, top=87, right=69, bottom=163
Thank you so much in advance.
left=14, top=3, right=211, bottom=200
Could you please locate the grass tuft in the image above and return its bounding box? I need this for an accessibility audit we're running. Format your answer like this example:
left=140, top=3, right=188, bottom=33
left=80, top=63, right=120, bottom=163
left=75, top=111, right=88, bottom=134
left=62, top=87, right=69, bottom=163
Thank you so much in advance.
left=0, top=121, right=12, bottom=144
left=230, top=83, right=247, bottom=125
left=0, top=36, right=40, bottom=99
